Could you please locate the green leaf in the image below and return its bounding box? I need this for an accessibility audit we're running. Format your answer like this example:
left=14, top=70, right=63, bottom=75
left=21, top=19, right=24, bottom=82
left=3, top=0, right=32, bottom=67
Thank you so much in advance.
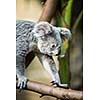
left=60, top=39, right=68, bottom=57
left=59, top=56, right=70, bottom=84
left=63, top=0, right=73, bottom=27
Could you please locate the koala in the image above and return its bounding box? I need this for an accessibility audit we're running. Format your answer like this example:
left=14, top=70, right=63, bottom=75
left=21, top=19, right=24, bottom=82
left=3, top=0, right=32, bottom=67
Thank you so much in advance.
left=16, top=20, right=71, bottom=89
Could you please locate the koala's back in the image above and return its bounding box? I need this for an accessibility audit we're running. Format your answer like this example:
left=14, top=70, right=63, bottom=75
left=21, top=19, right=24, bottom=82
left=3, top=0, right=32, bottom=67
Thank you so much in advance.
left=16, top=20, right=36, bottom=56
left=16, top=20, right=35, bottom=36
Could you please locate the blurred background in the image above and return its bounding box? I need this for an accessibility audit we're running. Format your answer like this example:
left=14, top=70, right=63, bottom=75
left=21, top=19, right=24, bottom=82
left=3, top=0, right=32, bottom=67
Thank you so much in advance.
left=16, top=0, right=83, bottom=100
left=16, top=0, right=42, bottom=21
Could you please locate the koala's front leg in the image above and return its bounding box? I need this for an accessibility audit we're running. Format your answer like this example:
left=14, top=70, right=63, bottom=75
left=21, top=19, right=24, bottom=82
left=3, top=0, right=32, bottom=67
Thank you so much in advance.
left=16, top=55, right=27, bottom=89
left=37, top=54, right=68, bottom=88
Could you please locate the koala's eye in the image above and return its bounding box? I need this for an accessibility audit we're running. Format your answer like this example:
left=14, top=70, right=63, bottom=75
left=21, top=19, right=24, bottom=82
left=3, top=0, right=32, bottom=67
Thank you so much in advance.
left=51, top=44, right=56, bottom=48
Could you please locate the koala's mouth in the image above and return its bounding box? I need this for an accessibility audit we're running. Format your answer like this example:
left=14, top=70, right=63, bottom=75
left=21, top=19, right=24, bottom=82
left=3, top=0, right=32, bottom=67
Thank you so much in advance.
left=47, top=50, right=61, bottom=56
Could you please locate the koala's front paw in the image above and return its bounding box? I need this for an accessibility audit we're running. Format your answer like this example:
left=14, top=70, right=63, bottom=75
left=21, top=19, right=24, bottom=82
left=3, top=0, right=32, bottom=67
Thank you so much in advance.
left=17, top=76, right=27, bottom=90
left=51, top=81, right=69, bottom=88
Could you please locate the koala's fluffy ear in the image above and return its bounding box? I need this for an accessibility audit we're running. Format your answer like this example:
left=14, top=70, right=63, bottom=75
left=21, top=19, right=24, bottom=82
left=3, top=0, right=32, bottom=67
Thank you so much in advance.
left=60, top=28, right=72, bottom=40
left=32, top=22, right=52, bottom=37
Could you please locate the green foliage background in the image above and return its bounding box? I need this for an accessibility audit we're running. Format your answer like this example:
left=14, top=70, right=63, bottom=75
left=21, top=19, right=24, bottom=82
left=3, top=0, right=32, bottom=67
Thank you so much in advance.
left=56, top=0, right=83, bottom=87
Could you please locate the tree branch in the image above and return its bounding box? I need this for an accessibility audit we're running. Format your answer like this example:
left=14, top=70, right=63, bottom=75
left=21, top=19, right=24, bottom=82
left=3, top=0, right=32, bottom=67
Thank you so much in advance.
left=16, top=80, right=83, bottom=100
left=39, top=0, right=58, bottom=22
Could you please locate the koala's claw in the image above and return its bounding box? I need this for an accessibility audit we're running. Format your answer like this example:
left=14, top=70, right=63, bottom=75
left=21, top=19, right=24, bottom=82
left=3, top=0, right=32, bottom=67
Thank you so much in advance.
left=17, top=76, right=27, bottom=90
left=51, top=81, right=59, bottom=86
left=51, top=81, right=69, bottom=88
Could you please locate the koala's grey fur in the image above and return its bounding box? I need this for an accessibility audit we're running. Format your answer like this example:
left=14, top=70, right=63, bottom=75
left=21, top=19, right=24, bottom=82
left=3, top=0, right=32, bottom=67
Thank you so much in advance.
left=16, top=20, right=71, bottom=89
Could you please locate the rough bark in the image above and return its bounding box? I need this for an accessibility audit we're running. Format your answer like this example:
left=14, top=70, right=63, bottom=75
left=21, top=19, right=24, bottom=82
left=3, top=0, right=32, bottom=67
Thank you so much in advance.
left=39, top=0, right=58, bottom=22
left=16, top=80, right=83, bottom=100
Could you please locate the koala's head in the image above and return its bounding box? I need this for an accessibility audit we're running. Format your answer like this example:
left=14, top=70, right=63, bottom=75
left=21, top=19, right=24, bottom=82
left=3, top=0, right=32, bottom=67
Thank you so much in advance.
left=32, top=21, right=71, bottom=56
